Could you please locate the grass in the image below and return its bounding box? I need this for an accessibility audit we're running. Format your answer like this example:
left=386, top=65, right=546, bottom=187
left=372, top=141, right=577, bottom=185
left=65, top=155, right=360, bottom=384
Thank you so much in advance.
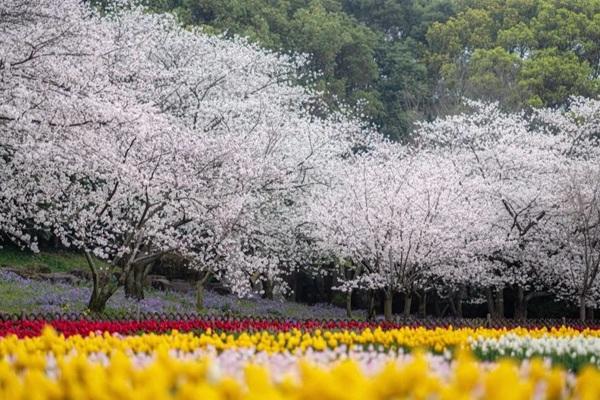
left=0, top=280, right=37, bottom=313
left=0, top=245, right=106, bottom=273
left=0, top=247, right=354, bottom=319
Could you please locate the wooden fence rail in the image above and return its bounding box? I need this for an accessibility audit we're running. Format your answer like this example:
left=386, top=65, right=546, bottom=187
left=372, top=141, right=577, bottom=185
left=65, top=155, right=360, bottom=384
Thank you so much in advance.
left=0, top=312, right=597, bottom=329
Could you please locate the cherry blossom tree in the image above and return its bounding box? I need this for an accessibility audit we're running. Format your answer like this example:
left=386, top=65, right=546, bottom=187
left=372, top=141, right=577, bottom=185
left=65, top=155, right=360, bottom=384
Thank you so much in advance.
left=0, top=0, right=364, bottom=312
left=416, top=98, right=600, bottom=320
left=0, top=0, right=206, bottom=311
left=536, top=98, right=600, bottom=321
left=308, top=139, right=462, bottom=320
left=548, top=166, right=600, bottom=321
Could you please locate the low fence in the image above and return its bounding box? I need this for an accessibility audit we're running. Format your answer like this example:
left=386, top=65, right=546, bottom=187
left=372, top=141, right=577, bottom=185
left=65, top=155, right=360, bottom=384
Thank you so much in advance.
left=0, top=312, right=597, bottom=329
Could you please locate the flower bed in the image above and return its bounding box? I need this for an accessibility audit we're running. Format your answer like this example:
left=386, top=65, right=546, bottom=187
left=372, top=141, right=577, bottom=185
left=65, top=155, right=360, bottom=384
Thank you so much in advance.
left=0, top=319, right=399, bottom=338
left=2, top=317, right=598, bottom=338
left=1, top=321, right=600, bottom=399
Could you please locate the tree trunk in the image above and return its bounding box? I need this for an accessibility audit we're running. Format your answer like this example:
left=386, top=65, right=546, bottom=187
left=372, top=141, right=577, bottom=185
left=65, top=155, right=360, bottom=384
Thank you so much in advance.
left=125, top=262, right=153, bottom=300
left=448, top=294, right=458, bottom=317
left=418, top=292, right=426, bottom=317
left=137, top=262, right=153, bottom=299
left=580, top=294, right=587, bottom=322
left=262, top=279, right=274, bottom=300
left=345, top=290, right=352, bottom=319
left=195, top=271, right=211, bottom=312
left=456, top=294, right=463, bottom=318
left=403, top=291, right=412, bottom=317
left=291, top=272, right=299, bottom=302
left=88, top=290, right=113, bottom=313
left=85, top=251, right=119, bottom=313
left=449, top=290, right=463, bottom=318
left=433, top=293, right=442, bottom=317
left=88, top=281, right=119, bottom=313
left=315, top=275, right=327, bottom=302
left=587, top=307, right=595, bottom=321
left=196, top=281, right=205, bottom=312
left=367, top=291, right=376, bottom=321
left=514, top=286, right=528, bottom=320
left=486, top=288, right=495, bottom=317
left=486, top=287, right=504, bottom=318
left=495, top=288, right=504, bottom=317
left=124, top=269, right=136, bottom=298
left=384, top=290, right=393, bottom=321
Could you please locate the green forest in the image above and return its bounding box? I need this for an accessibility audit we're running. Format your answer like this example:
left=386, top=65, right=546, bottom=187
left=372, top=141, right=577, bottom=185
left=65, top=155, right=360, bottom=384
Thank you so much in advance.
left=133, top=0, right=600, bottom=140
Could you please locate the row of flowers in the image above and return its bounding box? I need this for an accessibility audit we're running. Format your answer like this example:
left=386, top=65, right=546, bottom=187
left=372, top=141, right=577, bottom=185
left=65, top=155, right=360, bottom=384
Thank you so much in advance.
left=2, top=326, right=600, bottom=368
left=2, top=318, right=599, bottom=338
left=471, top=335, right=600, bottom=371
left=0, top=319, right=401, bottom=338
left=1, top=342, right=599, bottom=399
left=3, top=327, right=600, bottom=398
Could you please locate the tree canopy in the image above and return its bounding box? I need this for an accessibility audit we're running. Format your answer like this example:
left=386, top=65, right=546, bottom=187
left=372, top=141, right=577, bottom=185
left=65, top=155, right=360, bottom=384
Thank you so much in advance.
left=3, top=0, right=600, bottom=321
left=141, top=0, right=600, bottom=139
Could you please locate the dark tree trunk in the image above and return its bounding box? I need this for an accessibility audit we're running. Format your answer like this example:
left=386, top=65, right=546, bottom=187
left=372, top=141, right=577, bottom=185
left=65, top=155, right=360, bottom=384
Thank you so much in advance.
left=403, top=291, right=412, bottom=317
left=456, top=295, right=463, bottom=317
left=486, top=288, right=495, bottom=317
left=88, top=281, right=119, bottom=313
left=384, top=290, right=394, bottom=321
left=486, top=287, right=505, bottom=318
left=124, top=262, right=153, bottom=300
left=136, top=263, right=152, bottom=299
left=196, top=281, right=205, bottom=312
left=448, top=290, right=463, bottom=318
left=495, top=288, right=504, bottom=317
left=85, top=251, right=120, bottom=313
left=367, top=290, right=376, bottom=320
left=346, top=290, right=352, bottom=319
left=291, top=272, right=299, bottom=302
left=433, top=292, right=442, bottom=317
left=580, top=294, right=587, bottom=322
left=587, top=307, right=595, bottom=321
left=514, top=286, right=528, bottom=320
left=417, top=290, right=427, bottom=317
left=125, top=269, right=136, bottom=298
left=262, top=279, right=274, bottom=300
left=449, top=296, right=458, bottom=317
left=195, top=271, right=211, bottom=312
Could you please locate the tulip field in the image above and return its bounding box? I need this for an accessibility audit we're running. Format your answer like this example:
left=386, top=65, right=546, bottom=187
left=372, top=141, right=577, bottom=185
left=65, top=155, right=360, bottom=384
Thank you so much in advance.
left=0, top=318, right=599, bottom=399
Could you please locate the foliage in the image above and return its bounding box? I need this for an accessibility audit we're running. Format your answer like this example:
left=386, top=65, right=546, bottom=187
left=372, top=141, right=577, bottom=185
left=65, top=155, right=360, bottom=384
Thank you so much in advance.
left=144, top=0, right=600, bottom=138
left=427, top=0, right=600, bottom=111
left=143, top=0, right=437, bottom=139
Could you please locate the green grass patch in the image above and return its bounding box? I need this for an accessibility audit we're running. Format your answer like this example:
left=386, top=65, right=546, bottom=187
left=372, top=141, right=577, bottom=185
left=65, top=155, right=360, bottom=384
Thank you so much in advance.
left=0, top=279, right=37, bottom=313
left=0, top=245, right=106, bottom=273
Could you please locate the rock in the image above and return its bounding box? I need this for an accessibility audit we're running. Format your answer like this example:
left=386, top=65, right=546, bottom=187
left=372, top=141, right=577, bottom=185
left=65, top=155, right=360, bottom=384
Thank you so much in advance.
left=38, top=272, right=80, bottom=285
left=0, top=266, right=81, bottom=285
left=0, top=266, right=39, bottom=280
left=70, top=269, right=92, bottom=281
left=146, top=274, right=171, bottom=291
left=27, top=264, right=52, bottom=274
left=169, top=279, right=194, bottom=293
left=206, top=281, right=230, bottom=295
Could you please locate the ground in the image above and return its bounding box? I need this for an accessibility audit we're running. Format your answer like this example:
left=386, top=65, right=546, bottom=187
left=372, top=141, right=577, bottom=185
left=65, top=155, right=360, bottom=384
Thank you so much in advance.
left=0, top=247, right=361, bottom=319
